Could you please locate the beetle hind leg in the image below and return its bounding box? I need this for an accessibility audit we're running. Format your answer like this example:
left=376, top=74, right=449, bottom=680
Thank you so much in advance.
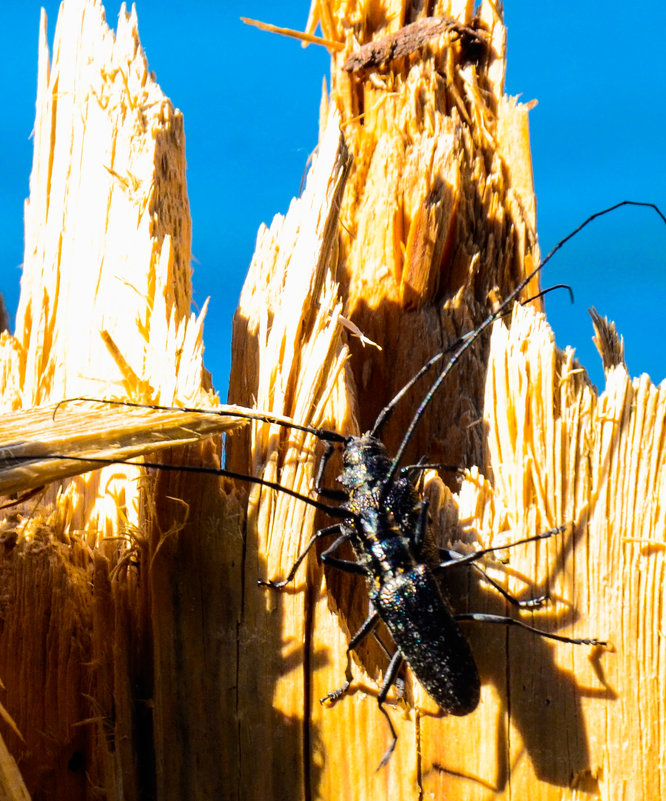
left=375, top=649, right=404, bottom=770
left=320, top=610, right=380, bottom=705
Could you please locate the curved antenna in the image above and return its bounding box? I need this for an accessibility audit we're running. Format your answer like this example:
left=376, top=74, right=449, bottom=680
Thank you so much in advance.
left=381, top=200, right=666, bottom=491
left=371, top=282, right=573, bottom=438
left=15, top=453, right=346, bottom=517
left=531, top=283, right=574, bottom=305
left=53, top=397, right=347, bottom=444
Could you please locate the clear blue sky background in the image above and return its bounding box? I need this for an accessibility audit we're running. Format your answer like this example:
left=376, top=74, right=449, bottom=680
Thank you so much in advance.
left=2, top=2, right=665, bottom=394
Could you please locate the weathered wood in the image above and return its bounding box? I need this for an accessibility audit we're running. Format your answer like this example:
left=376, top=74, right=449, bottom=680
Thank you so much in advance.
left=228, top=1, right=665, bottom=799
left=342, top=15, right=488, bottom=73
left=2, top=0, right=663, bottom=799
left=0, top=1, right=242, bottom=799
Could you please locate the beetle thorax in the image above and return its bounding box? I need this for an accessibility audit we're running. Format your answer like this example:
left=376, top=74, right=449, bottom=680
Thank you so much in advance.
left=338, top=434, right=392, bottom=497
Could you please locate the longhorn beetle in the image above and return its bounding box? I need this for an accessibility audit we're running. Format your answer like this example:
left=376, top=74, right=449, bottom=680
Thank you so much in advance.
left=39, top=200, right=666, bottom=768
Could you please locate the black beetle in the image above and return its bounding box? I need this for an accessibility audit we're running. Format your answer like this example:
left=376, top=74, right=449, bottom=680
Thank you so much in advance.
left=254, top=201, right=665, bottom=764
left=41, top=201, right=664, bottom=767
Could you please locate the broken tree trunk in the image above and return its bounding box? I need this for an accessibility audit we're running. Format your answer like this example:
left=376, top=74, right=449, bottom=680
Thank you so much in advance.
left=0, top=1, right=664, bottom=801
left=227, top=1, right=666, bottom=800
left=0, top=2, right=245, bottom=799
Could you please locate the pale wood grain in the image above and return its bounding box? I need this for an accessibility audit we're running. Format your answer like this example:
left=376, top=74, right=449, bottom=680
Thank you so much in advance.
left=0, top=2, right=239, bottom=798
left=1, top=0, right=660, bottom=799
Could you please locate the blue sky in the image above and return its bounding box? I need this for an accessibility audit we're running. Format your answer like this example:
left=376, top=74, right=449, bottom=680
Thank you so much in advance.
left=2, top=2, right=665, bottom=394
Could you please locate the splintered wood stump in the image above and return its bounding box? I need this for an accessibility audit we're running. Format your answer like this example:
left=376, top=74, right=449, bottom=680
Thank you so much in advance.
left=0, top=2, right=243, bottom=800
left=1, top=1, right=665, bottom=800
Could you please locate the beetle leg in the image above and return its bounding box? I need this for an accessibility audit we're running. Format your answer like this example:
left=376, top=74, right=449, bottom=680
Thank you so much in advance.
left=321, top=611, right=403, bottom=769
left=258, top=524, right=347, bottom=589
left=375, top=649, right=404, bottom=770
left=437, top=549, right=548, bottom=608
left=455, top=612, right=607, bottom=646
left=412, top=497, right=429, bottom=552
left=321, top=610, right=381, bottom=705
left=435, top=526, right=565, bottom=571
left=320, top=538, right=367, bottom=574
left=469, top=562, right=548, bottom=608
left=314, top=441, right=347, bottom=501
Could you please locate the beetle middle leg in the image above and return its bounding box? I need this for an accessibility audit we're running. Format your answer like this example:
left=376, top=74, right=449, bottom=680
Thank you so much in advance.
left=438, top=547, right=548, bottom=609
left=432, top=527, right=564, bottom=610
left=258, top=523, right=358, bottom=589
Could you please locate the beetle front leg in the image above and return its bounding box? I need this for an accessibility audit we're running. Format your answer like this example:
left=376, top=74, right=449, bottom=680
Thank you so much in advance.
left=314, top=441, right=347, bottom=502
left=320, top=533, right=367, bottom=574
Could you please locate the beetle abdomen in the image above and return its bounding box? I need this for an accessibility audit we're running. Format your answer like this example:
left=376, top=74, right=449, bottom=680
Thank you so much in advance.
left=372, top=563, right=480, bottom=715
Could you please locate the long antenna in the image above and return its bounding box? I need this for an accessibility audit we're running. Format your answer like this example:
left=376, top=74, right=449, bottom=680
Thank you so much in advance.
left=17, top=453, right=347, bottom=517
left=371, top=283, right=573, bottom=437
left=382, top=200, right=666, bottom=490
left=54, top=397, right=347, bottom=444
